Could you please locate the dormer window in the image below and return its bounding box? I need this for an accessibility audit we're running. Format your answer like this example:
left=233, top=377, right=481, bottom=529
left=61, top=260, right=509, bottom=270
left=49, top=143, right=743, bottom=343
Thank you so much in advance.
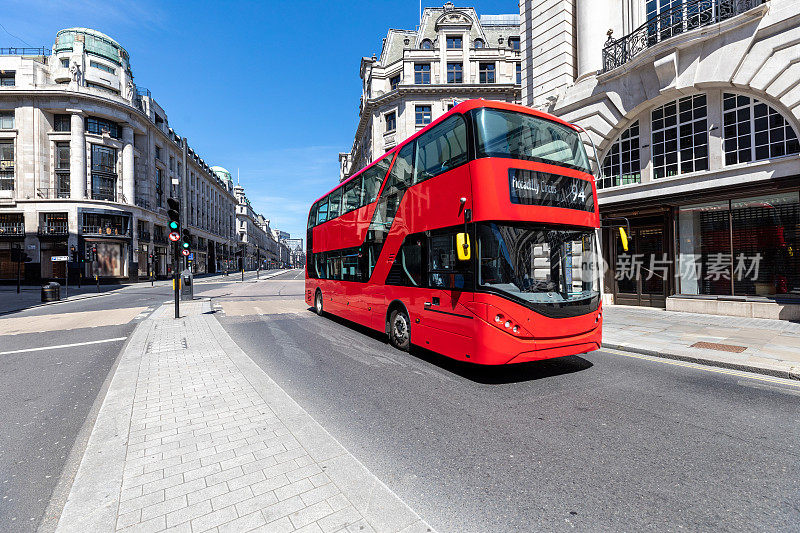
left=508, top=37, right=520, bottom=50
left=420, top=39, right=433, bottom=50
left=390, top=74, right=400, bottom=91
left=474, top=39, right=484, bottom=49
left=446, top=36, right=463, bottom=49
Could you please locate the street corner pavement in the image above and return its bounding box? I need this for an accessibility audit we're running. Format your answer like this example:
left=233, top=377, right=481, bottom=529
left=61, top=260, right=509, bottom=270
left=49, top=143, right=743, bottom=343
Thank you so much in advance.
left=54, top=297, right=435, bottom=533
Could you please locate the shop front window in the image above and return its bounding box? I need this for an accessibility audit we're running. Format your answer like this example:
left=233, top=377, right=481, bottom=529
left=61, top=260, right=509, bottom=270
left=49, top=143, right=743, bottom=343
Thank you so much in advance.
left=678, top=192, right=800, bottom=297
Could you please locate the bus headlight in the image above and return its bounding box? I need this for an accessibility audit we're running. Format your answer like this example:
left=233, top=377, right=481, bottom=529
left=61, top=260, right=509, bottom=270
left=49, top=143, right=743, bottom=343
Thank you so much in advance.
left=504, top=320, right=512, bottom=328
left=513, top=325, right=519, bottom=333
left=495, top=314, right=503, bottom=323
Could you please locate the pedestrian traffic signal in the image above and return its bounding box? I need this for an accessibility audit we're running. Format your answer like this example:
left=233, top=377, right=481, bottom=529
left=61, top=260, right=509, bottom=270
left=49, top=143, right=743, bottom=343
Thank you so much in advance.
left=167, top=197, right=180, bottom=231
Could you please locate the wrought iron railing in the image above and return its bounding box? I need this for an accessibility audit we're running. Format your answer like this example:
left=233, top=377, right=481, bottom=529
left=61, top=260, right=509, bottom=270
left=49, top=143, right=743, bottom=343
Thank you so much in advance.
left=153, top=233, right=168, bottom=245
left=0, top=222, right=24, bottom=235
left=91, top=187, right=117, bottom=202
left=137, top=231, right=151, bottom=241
left=38, top=224, right=69, bottom=236
left=135, top=196, right=151, bottom=210
left=81, top=225, right=130, bottom=237
left=602, top=0, right=765, bottom=72
left=0, top=47, right=51, bottom=56
left=37, top=187, right=71, bottom=199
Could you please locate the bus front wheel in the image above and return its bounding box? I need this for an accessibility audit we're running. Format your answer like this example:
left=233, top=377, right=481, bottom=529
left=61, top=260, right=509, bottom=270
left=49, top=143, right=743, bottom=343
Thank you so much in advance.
left=314, top=290, right=324, bottom=315
left=389, top=308, right=410, bottom=351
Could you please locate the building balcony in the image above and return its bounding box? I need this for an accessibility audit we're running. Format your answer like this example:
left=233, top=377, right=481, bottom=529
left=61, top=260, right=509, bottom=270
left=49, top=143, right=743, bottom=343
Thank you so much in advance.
left=38, top=224, right=69, bottom=237
left=37, top=187, right=71, bottom=199
left=153, top=233, right=168, bottom=245
left=0, top=222, right=24, bottom=236
left=135, top=196, right=151, bottom=210
left=0, top=47, right=51, bottom=57
left=602, top=0, right=765, bottom=72
left=81, top=225, right=130, bottom=237
left=137, top=231, right=151, bottom=242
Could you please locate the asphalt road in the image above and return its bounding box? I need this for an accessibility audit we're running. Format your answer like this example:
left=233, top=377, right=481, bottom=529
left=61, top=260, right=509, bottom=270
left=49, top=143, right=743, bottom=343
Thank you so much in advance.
left=219, top=271, right=800, bottom=532
left=0, top=270, right=273, bottom=532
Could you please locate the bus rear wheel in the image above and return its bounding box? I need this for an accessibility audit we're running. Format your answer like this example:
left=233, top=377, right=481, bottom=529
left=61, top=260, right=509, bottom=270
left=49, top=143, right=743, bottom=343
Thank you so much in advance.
left=389, top=308, right=410, bottom=351
left=314, top=290, right=324, bottom=315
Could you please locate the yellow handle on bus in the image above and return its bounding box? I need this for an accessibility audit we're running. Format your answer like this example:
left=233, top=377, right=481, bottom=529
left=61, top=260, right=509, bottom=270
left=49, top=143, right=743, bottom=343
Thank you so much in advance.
left=456, top=232, right=471, bottom=261
left=619, top=227, right=629, bottom=252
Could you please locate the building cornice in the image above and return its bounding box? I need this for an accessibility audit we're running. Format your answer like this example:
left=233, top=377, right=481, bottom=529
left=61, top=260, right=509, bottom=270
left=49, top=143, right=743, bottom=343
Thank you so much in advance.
left=351, top=84, right=520, bottom=147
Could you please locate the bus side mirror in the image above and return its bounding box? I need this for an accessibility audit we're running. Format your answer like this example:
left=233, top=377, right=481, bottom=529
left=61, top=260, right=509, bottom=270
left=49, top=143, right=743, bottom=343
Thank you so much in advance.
left=456, top=232, right=471, bottom=261
left=619, top=227, right=629, bottom=252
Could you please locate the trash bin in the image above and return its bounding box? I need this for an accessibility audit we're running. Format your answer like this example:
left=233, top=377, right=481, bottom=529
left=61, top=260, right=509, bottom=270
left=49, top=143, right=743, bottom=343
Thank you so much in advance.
left=41, top=282, right=61, bottom=302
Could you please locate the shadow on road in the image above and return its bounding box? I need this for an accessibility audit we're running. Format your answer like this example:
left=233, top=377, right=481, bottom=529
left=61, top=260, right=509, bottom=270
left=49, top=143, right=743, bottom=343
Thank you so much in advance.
left=316, top=310, right=594, bottom=385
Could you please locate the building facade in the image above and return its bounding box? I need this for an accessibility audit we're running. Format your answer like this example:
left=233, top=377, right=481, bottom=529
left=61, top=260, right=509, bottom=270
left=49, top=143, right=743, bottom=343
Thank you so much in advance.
left=232, top=182, right=275, bottom=270
left=0, top=28, right=238, bottom=283
left=339, top=2, right=522, bottom=180
left=521, top=0, right=800, bottom=319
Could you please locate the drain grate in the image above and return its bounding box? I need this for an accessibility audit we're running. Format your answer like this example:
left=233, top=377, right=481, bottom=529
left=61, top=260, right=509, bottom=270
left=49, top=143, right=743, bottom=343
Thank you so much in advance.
left=691, top=341, right=747, bottom=353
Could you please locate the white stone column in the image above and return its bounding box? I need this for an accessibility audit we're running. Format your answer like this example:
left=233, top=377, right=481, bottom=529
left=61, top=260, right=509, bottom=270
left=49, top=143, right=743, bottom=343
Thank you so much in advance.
left=576, top=0, right=610, bottom=79
left=122, top=125, right=134, bottom=204
left=68, top=110, right=86, bottom=199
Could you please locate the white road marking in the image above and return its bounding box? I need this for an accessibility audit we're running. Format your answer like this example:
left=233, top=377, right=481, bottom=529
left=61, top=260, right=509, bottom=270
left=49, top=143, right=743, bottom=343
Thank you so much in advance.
left=0, top=337, right=127, bottom=356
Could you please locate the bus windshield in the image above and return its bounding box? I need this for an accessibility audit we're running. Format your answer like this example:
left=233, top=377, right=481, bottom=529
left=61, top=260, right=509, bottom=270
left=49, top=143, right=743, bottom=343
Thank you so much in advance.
left=472, top=108, right=591, bottom=172
left=477, top=223, right=600, bottom=306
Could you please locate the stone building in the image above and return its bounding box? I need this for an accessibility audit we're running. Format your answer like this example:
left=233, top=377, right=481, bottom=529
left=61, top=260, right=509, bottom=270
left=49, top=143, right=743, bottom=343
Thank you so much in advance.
left=232, top=181, right=275, bottom=270
left=520, top=0, right=800, bottom=319
left=339, top=2, right=522, bottom=180
left=0, top=28, right=238, bottom=283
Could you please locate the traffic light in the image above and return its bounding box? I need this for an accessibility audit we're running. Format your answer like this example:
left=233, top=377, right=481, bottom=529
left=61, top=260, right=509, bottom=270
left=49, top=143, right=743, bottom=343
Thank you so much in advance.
left=167, top=197, right=180, bottom=232
left=181, top=229, right=191, bottom=253
left=10, top=249, right=31, bottom=263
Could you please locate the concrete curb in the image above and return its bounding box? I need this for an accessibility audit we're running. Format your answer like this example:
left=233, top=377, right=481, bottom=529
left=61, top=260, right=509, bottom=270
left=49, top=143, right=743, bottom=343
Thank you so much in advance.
left=602, top=343, right=800, bottom=381
left=54, top=318, right=154, bottom=531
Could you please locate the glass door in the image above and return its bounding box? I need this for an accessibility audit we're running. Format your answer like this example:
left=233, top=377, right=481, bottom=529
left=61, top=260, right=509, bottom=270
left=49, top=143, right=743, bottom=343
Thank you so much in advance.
left=614, top=225, right=668, bottom=307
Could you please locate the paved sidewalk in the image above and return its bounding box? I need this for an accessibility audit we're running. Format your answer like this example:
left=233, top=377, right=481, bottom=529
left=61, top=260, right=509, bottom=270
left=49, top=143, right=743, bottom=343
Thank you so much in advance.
left=603, top=305, right=800, bottom=379
left=55, top=298, right=433, bottom=533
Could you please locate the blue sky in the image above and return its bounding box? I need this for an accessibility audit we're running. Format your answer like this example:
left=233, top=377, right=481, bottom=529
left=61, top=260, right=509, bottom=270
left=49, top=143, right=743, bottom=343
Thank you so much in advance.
left=4, top=0, right=517, bottom=239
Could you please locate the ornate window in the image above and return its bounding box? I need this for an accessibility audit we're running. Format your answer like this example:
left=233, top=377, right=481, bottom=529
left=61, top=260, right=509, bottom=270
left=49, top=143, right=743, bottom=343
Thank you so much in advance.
left=651, top=94, right=708, bottom=179
left=420, top=39, right=433, bottom=50
left=723, top=93, right=800, bottom=165
left=474, top=38, right=484, bottom=49
left=600, top=121, right=641, bottom=189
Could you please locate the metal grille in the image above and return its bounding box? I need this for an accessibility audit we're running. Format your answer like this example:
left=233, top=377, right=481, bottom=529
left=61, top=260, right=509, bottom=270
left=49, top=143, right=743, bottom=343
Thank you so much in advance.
left=603, top=0, right=765, bottom=72
left=691, top=341, right=747, bottom=353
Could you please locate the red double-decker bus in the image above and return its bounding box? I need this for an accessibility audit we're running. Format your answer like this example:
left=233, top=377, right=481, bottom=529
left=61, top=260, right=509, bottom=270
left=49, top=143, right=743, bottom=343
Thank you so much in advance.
left=306, top=100, right=601, bottom=365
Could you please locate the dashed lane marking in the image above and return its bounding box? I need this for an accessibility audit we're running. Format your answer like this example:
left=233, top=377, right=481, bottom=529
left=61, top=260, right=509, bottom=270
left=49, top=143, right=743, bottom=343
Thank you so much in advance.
left=0, top=337, right=128, bottom=356
left=603, top=347, right=800, bottom=389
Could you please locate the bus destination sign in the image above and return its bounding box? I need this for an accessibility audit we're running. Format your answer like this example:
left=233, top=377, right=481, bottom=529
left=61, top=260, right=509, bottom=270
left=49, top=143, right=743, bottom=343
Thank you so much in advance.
left=508, top=168, right=594, bottom=212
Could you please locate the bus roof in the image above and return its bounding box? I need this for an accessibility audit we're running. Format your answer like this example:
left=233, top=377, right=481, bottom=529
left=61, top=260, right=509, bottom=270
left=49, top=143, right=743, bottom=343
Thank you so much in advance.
left=312, top=99, right=582, bottom=206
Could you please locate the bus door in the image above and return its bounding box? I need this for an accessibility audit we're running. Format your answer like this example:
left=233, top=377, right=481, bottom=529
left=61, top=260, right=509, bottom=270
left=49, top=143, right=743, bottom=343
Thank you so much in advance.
left=422, top=231, right=474, bottom=355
